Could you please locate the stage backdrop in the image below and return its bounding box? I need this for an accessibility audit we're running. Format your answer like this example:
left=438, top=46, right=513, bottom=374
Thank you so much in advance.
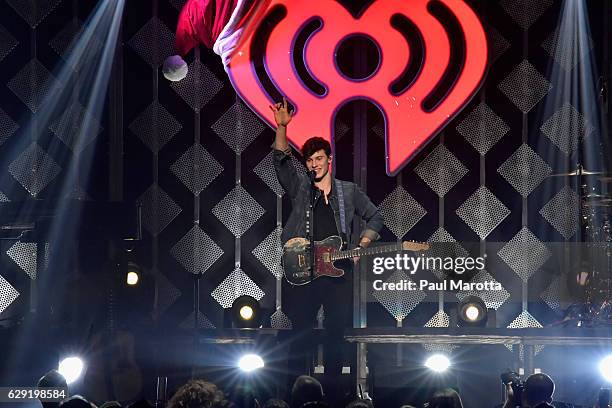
left=0, top=0, right=608, bottom=343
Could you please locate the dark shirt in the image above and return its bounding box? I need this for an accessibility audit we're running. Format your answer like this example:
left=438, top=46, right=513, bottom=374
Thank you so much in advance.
left=272, top=147, right=384, bottom=246
left=313, top=192, right=339, bottom=241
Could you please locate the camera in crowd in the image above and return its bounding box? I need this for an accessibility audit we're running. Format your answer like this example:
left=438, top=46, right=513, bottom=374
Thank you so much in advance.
left=500, top=371, right=525, bottom=407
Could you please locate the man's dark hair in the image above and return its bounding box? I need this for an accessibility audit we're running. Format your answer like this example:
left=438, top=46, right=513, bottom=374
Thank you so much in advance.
left=426, top=388, right=463, bottom=408
left=167, top=379, right=230, bottom=408
left=264, top=398, right=289, bottom=408
left=301, top=137, right=331, bottom=159
left=524, top=373, right=554, bottom=406
left=291, top=375, right=324, bottom=408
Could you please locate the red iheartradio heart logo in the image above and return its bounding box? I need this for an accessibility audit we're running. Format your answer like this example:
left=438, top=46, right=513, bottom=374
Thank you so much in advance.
left=228, top=0, right=488, bottom=175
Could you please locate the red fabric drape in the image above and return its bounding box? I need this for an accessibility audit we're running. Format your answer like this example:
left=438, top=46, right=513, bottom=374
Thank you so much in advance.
left=175, top=0, right=239, bottom=56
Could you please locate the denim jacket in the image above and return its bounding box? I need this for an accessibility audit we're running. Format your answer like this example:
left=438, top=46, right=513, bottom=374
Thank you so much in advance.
left=273, top=147, right=384, bottom=246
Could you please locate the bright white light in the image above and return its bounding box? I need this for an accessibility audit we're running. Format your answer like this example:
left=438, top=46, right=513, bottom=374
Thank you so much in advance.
left=425, top=354, right=450, bottom=373
left=58, top=357, right=84, bottom=384
left=127, top=271, right=139, bottom=285
left=599, top=355, right=612, bottom=382
left=238, top=354, right=264, bottom=373
left=465, top=305, right=480, bottom=321
left=240, top=306, right=254, bottom=320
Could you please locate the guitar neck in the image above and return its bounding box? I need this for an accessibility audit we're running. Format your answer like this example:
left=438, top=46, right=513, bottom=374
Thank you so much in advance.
left=331, top=243, right=405, bottom=261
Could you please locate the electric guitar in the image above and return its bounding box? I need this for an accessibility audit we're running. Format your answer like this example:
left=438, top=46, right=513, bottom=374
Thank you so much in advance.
left=282, top=235, right=430, bottom=285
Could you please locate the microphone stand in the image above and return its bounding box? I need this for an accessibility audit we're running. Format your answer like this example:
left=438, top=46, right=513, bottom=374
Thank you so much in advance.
left=308, top=171, right=317, bottom=283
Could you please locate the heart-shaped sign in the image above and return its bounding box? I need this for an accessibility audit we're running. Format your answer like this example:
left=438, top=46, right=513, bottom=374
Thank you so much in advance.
left=228, top=0, right=487, bottom=175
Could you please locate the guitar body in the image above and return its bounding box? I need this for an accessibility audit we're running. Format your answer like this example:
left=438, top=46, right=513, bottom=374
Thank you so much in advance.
left=283, top=236, right=347, bottom=285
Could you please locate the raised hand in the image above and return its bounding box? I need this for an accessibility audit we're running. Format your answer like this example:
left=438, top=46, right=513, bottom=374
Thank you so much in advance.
left=269, top=97, right=294, bottom=127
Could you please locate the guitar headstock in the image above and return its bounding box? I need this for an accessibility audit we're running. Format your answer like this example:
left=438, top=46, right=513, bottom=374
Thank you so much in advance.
left=402, top=241, right=430, bottom=251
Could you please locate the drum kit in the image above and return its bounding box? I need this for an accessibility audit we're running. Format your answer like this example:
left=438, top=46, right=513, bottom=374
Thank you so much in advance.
left=550, top=166, right=612, bottom=326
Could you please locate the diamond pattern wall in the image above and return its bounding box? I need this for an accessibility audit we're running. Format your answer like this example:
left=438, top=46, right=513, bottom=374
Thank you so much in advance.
left=211, top=268, right=265, bottom=309
left=379, top=186, right=426, bottom=239
left=212, top=185, right=265, bottom=237
left=415, top=144, right=467, bottom=197
left=129, top=100, right=181, bottom=153
left=7, top=59, right=58, bottom=114
left=498, top=60, right=551, bottom=113
left=0, top=275, right=19, bottom=314
left=8, top=143, right=61, bottom=197
left=171, top=225, right=223, bottom=274
left=539, top=186, right=580, bottom=239
left=498, top=227, right=551, bottom=282
left=457, top=103, right=509, bottom=155
left=497, top=144, right=551, bottom=197
left=171, top=144, right=223, bottom=195
left=456, top=186, right=510, bottom=239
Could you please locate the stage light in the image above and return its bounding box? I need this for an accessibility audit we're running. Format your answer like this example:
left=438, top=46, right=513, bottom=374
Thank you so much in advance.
left=126, top=262, right=140, bottom=286
left=238, top=354, right=264, bottom=373
left=599, top=355, right=612, bottom=382
left=231, top=295, right=261, bottom=328
left=458, top=296, right=487, bottom=327
left=58, top=356, right=84, bottom=384
left=425, top=354, right=450, bottom=373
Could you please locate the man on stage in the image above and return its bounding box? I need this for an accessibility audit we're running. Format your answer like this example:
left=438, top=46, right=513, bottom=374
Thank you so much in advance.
left=270, top=98, right=383, bottom=402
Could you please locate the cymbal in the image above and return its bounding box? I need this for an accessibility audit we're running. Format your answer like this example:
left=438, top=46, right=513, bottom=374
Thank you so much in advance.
left=549, top=169, right=605, bottom=177
left=585, top=194, right=612, bottom=200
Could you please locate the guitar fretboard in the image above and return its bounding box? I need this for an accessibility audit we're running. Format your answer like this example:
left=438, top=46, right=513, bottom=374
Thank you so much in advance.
left=330, top=243, right=406, bottom=261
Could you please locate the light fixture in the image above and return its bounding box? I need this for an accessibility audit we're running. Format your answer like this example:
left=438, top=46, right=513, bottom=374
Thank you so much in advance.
left=425, top=354, right=450, bottom=373
left=238, top=354, right=264, bottom=373
left=599, top=355, right=612, bottom=382
left=58, top=356, right=84, bottom=384
left=231, top=295, right=261, bottom=328
left=457, top=295, right=487, bottom=327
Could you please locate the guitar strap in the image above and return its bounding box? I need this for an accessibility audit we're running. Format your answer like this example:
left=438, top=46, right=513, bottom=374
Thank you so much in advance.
left=334, top=179, right=347, bottom=236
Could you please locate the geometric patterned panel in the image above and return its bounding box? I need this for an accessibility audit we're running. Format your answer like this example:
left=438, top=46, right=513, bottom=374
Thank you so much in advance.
left=138, top=184, right=182, bottom=236
left=456, top=270, right=510, bottom=310
left=0, top=24, right=18, bottom=62
left=542, top=28, right=593, bottom=72
left=7, top=59, right=58, bottom=113
left=426, top=227, right=469, bottom=281
left=498, top=60, right=552, bottom=113
left=498, top=227, right=551, bottom=282
left=456, top=186, right=510, bottom=239
left=170, top=225, right=223, bottom=274
left=49, top=102, right=103, bottom=152
left=7, top=241, right=38, bottom=279
left=211, top=268, right=265, bottom=309
left=540, top=104, right=594, bottom=156
left=488, top=28, right=510, bottom=63
left=379, top=186, right=426, bottom=239
left=424, top=310, right=450, bottom=328
left=0, top=191, right=9, bottom=202
left=270, top=309, right=292, bottom=329
left=170, top=144, right=223, bottom=195
left=0, top=275, right=19, bottom=315
left=8, top=143, right=61, bottom=197
left=156, top=272, right=181, bottom=316
left=252, top=226, right=283, bottom=279
left=212, top=101, right=265, bottom=154
left=540, top=274, right=568, bottom=312
left=415, top=144, right=468, bottom=197
left=372, top=271, right=426, bottom=322
left=49, top=19, right=83, bottom=57
left=253, top=151, right=307, bottom=196
left=499, top=0, right=553, bottom=30
left=129, top=100, right=181, bottom=153
left=5, top=0, right=62, bottom=28
left=212, top=185, right=265, bottom=237
left=0, top=108, right=19, bottom=146
left=507, top=310, right=543, bottom=329
left=539, top=186, right=580, bottom=239
left=179, top=311, right=215, bottom=329
left=497, top=144, right=552, bottom=197
left=170, top=58, right=223, bottom=112
left=457, top=103, right=510, bottom=155
left=128, top=17, right=175, bottom=68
